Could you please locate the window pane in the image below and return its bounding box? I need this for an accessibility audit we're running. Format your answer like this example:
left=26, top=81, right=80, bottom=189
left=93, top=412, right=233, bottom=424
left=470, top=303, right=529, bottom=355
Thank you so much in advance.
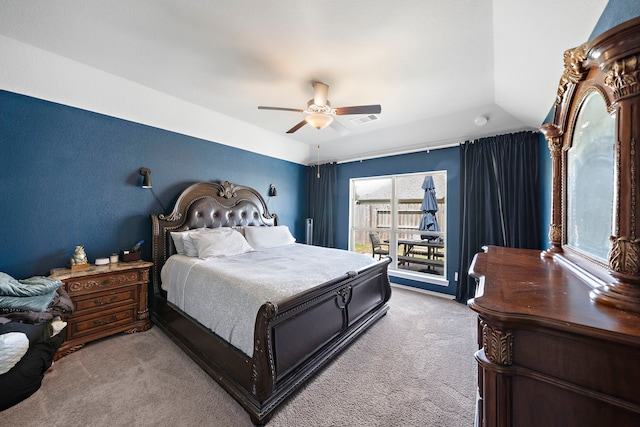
left=352, top=178, right=391, bottom=255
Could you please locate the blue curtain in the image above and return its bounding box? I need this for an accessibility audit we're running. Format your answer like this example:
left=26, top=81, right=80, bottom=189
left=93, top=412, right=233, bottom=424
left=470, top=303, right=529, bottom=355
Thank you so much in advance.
left=306, top=162, right=337, bottom=247
left=456, top=131, right=541, bottom=303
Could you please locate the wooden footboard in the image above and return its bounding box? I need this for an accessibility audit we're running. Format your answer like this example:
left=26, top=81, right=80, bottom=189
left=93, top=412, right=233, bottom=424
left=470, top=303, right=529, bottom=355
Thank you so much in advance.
left=251, top=258, right=392, bottom=411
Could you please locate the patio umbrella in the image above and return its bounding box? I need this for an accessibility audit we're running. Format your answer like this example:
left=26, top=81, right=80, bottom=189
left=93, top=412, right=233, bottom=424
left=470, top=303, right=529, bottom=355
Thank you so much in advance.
left=419, top=175, right=440, bottom=240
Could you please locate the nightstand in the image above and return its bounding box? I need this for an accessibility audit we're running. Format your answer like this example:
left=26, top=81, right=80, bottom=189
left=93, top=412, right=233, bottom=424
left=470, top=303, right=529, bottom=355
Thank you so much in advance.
left=49, top=260, right=153, bottom=359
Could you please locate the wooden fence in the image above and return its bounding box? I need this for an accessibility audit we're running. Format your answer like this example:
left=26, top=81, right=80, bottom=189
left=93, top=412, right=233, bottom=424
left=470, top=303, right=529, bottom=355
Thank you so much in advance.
left=353, top=201, right=445, bottom=255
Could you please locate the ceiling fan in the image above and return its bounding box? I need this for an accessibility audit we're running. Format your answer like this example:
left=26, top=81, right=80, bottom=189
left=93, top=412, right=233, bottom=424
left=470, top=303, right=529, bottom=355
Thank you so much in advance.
left=258, top=81, right=382, bottom=134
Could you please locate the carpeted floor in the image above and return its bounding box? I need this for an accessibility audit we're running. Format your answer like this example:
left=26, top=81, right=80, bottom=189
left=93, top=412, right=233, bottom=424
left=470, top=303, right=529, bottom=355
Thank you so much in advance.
left=2, top=286, right=478, bottom=427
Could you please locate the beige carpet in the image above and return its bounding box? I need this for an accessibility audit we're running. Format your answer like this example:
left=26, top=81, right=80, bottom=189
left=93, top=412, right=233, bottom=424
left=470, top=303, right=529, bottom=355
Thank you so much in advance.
left=2, top=286, right=478, bottom=427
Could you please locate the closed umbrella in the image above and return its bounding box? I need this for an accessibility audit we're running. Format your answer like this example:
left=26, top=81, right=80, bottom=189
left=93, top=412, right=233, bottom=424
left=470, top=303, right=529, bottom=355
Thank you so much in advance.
left=419, top=175, right=440, bottom=240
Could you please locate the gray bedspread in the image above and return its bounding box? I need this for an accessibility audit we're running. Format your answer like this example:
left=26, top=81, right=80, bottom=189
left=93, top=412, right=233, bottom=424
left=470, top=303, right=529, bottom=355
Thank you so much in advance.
left=161, top=243, right=375, bottom=357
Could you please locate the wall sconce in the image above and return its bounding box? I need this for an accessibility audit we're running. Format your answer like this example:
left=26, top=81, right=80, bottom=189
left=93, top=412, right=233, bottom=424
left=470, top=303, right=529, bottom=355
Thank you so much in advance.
left=139, top=167, right=152, bottom=189
left=138, top=167, right=168, bottom=213
left=269, top=184, right=278, bottom=197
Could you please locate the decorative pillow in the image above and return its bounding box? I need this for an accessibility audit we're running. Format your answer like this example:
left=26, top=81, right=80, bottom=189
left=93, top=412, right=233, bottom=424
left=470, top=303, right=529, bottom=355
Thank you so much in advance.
left=170, top=228, right=215, bottom=257
left=190, top=228, right=254, bottom=259
left=244, top=225, right=296, bottom=250
left=170, top=231, right=189, bottom=255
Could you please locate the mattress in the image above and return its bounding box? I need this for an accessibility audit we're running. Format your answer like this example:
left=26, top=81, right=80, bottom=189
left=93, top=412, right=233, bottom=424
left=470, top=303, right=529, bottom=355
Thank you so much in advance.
left=161, top=243, right=375, bottom=357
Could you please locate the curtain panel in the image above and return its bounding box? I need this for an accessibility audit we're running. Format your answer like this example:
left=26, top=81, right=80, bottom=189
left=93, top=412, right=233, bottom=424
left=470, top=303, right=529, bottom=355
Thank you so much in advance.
left=456, top=131, right=541, bottom=303
left=306, top=162, right=337, bottom=247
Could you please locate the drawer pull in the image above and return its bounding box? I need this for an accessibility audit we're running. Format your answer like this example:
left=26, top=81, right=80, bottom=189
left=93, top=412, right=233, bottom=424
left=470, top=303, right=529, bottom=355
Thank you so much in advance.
left=93, top=296, right=117, bottom=306
left=103, top=279, right=110, bottom=285
left=93, top=315, right=117, bottom=326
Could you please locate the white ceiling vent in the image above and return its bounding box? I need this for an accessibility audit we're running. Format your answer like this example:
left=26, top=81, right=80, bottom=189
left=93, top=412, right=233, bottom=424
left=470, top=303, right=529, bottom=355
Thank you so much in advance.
left=350, top=114, right=380, bottom=125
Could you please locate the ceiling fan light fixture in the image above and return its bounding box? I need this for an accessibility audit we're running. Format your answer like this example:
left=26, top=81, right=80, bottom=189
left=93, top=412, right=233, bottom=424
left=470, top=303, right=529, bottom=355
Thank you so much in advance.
left=305, top=113, right=333, bottom=130
left=257, top=82, right=380, bottom=133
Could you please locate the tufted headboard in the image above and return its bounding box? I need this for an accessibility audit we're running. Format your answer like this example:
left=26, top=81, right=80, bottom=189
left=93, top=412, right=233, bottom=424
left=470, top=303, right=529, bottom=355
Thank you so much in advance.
left=150, top=181, right=278, bottom=294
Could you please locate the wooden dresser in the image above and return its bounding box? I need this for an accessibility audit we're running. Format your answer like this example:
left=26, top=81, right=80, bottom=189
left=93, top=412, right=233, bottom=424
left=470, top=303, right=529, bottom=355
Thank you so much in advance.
left=469, top=246, right=640, bottom=426
left=50, top=260, right=153, bottom=358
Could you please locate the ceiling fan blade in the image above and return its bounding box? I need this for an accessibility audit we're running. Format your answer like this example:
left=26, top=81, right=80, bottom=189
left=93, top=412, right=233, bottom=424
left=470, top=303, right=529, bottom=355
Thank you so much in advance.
left=329, top=120, right=350, bottom=136
left=334, top=105, right=382, bottom=115
left=286, top=119, right=308, bottom=134
left=258, top=106, right=304, bottom=113
left=313, top=81, right=329, bottom=107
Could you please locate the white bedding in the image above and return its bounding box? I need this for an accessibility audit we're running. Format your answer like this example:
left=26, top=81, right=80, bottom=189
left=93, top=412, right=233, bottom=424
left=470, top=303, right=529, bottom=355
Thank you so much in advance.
left=161, top=243, right=375, bottom=357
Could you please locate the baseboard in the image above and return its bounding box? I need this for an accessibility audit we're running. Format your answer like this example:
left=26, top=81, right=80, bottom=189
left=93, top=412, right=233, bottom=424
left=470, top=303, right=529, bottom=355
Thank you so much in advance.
left=390, top=282, right=455, bottom=300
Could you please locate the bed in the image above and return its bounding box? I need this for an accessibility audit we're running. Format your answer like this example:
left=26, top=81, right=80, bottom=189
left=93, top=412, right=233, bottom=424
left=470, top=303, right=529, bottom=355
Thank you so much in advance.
left=150, top=181, right=391, bottom=425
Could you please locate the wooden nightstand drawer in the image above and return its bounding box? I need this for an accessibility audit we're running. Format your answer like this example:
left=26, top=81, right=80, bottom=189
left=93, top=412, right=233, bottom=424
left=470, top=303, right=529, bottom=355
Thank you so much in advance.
left=50, top=261, right=153, bottom=359
left=73, top=288, right=136, bottom=314
left=64, top=270, right=142, bottom=296
left=68, top=306, right=137, bottom=339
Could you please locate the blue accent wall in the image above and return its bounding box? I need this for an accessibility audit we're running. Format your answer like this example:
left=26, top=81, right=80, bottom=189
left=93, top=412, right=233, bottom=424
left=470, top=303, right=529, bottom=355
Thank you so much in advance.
left=0, top=90, right=306, bottom=279
left=336, top=147, right=460, bottom=295
left=591, top=0, right=640, bottom=36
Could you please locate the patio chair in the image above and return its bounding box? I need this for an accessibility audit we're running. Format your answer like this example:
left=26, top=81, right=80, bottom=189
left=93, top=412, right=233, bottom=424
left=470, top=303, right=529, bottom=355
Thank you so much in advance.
left=370, top=233, right=389, bottom=259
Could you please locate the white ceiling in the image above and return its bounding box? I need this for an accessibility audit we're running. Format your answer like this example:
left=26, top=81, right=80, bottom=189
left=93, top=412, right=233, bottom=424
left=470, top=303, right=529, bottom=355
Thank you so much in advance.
left=0, top=0, right=608, bottom=165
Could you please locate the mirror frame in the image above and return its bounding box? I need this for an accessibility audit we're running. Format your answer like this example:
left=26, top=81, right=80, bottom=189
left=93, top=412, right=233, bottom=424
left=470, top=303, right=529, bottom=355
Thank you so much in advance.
left=541, top=16, right=640, bottom=312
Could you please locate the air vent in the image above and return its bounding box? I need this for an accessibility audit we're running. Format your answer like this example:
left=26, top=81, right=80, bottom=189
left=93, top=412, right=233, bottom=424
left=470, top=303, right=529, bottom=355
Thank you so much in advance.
left=350, top=114, right=379, bottom=125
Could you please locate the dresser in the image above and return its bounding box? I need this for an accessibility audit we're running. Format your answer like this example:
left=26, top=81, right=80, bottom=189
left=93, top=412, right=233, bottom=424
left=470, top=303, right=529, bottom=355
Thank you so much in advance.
left=50, top=260, right=153, bottom=358
left=469, top=246, right=640, bottom=426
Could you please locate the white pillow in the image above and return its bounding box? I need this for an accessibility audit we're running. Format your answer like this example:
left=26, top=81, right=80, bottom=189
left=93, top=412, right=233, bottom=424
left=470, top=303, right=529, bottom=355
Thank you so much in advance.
left=180, top=230, right=204, bottom=257
left=170, top=231, right=189, bottom=255
left=244, top=225, right=296, bottom=250
left=170, top=228, right=216, bottom=257
left=190, top=228, right=254, bottom=259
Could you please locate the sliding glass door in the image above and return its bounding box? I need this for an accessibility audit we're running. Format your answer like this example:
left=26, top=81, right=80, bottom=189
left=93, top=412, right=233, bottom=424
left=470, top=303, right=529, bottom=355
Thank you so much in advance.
left=349, top=172, right=447, bottom=281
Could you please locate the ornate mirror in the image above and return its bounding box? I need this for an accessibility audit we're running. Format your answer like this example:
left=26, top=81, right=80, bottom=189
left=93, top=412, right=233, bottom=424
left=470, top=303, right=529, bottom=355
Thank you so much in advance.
left=541, top=17, right=640, bottom=312
left=565, top=91, right=615, bottom=263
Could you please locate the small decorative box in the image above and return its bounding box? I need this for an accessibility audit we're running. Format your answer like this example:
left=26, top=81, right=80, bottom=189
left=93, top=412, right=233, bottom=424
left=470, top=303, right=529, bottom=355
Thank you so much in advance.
left=121, top=249, right=141, bottom=262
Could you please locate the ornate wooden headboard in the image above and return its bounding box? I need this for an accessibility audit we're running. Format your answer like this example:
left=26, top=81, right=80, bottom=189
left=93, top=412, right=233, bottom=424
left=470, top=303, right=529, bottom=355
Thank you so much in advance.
left=150, top=181, right=278, bottom=293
